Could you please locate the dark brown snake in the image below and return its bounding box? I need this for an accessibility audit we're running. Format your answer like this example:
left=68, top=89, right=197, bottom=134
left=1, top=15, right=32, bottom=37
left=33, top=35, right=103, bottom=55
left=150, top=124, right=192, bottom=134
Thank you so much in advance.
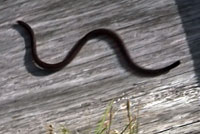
left=17, top=20, right=180, bottom=76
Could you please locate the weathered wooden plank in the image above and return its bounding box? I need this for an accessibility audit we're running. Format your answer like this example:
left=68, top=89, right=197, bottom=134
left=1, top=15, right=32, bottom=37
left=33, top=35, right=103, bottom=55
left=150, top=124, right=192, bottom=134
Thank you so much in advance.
left=0, top=0, right=199, bottom=134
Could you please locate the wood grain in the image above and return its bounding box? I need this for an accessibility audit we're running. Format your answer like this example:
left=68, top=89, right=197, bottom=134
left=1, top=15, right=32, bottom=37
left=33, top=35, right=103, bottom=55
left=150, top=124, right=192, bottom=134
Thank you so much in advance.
left=0, top=0, right=199, bottom=133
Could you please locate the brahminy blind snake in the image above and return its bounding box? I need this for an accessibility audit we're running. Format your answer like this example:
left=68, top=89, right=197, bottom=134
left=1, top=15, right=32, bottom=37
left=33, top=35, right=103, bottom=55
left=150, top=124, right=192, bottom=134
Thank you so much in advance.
left=17, top=21, right=180, bottom=76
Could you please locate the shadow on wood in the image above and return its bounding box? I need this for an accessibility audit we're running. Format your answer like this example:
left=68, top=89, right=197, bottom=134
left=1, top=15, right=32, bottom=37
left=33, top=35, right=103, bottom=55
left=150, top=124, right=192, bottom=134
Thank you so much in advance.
left=175, top=0, right=200, bottom=84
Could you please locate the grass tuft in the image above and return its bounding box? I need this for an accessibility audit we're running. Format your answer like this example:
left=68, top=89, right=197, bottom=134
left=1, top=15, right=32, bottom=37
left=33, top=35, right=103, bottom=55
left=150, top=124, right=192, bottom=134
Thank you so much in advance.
left=46, top=99, right=139, bottom=134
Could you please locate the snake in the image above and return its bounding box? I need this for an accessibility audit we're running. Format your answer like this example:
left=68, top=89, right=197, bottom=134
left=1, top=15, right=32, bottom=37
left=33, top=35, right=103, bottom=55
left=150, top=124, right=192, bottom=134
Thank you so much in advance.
left=17, top=20, right=180, bottom=76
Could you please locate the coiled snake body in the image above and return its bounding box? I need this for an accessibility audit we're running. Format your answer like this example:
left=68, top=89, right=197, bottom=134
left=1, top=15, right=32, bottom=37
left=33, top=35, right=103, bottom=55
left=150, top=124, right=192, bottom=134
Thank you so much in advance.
left=17, top=21, right=180, bottom=76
